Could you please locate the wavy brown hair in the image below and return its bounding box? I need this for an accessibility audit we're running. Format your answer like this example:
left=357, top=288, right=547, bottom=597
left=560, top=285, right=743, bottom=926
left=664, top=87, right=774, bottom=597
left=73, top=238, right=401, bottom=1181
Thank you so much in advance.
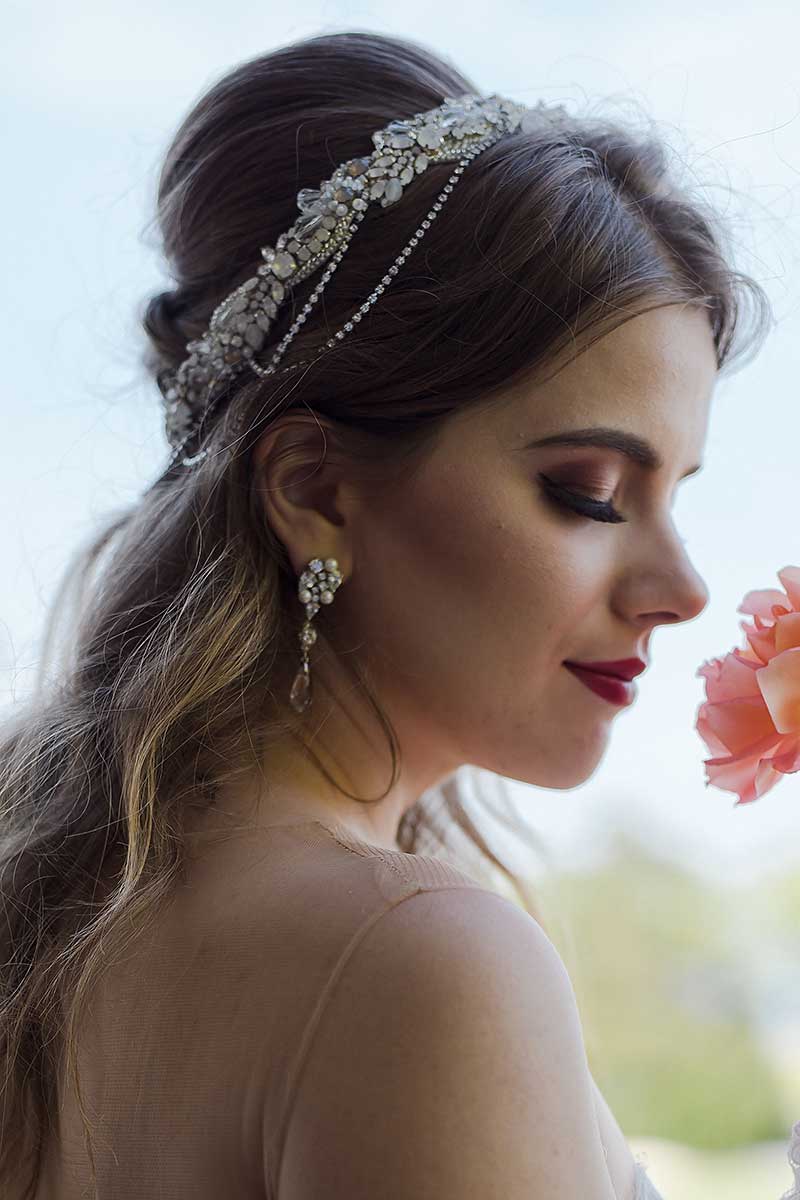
left=0, top=28, right=773, bottom=1198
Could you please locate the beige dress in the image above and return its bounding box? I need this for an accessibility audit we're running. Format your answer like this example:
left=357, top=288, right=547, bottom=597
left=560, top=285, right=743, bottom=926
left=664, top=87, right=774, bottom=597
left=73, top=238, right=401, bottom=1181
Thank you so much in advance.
left=36, top=817, right=665, bottom=1199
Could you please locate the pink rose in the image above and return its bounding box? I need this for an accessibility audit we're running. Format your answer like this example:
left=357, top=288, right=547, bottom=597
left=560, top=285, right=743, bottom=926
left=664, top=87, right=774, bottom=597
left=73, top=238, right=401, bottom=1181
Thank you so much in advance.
left=695, top=565, right=800, bottom=804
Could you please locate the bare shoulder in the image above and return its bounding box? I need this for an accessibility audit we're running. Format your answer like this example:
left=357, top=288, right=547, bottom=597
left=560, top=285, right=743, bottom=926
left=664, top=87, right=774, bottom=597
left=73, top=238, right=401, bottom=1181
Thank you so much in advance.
left=278, top=887, right=618, bottom=1200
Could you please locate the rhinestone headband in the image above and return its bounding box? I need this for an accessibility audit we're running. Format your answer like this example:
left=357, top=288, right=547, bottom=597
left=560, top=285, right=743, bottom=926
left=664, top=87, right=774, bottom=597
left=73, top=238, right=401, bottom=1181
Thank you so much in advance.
left=156, top=91, right=560, bottom=468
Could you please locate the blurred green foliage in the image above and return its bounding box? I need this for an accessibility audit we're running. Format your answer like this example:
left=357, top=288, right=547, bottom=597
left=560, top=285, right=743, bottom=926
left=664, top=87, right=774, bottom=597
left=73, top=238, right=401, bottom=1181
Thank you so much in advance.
left=537, top=831, right=789, bottom=1149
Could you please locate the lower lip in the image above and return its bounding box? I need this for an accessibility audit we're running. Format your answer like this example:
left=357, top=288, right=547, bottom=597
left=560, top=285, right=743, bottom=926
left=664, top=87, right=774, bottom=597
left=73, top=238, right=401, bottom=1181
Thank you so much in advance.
left=564, top=663, right=636, bottom=706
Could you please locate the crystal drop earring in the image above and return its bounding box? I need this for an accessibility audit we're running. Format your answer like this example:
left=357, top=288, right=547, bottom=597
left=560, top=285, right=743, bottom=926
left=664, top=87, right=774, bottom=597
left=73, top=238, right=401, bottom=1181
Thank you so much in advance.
left=288, top=557, right=344, bottom=713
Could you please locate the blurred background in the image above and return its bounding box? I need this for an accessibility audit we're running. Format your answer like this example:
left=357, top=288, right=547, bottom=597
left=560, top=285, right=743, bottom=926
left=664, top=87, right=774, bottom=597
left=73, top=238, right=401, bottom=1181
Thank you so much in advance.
left=2, top=2, right=799, bottom=1196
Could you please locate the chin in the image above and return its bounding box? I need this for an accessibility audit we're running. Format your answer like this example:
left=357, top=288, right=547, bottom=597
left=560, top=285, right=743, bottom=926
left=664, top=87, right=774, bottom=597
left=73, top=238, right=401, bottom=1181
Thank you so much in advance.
left=497, top=765, right=588, bottom=792
left=509, top=746, right=607, bottom=791
left=479, top=726, right=609, bottom=791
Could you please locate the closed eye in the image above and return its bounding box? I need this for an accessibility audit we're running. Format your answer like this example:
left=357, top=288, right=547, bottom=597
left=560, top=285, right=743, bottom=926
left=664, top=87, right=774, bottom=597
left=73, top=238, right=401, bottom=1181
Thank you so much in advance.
left=538, top=475, right=626, bottom=525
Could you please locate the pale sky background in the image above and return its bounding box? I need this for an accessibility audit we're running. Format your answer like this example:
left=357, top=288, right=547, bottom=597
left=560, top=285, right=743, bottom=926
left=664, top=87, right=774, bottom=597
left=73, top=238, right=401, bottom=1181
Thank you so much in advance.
left=2, top=0, right=799, bottom=889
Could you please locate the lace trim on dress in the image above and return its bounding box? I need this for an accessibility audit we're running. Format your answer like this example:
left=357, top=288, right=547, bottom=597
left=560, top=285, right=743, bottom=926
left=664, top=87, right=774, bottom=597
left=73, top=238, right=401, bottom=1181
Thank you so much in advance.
left=780, top=1121, right=800, bottom=1200
left=631, top=1121, right=800, bottom=1200
left=633, top=1157, right=666, bottom=1200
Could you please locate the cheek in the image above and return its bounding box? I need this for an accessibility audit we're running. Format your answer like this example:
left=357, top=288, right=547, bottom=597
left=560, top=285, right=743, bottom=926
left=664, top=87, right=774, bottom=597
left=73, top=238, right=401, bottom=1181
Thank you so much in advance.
left=350, top=470, right=591, bottom=671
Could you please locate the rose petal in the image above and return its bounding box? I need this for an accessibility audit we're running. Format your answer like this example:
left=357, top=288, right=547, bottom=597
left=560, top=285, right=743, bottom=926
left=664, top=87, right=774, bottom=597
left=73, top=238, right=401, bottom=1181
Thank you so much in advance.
left=732, top=646, right=764, bottom=669
left=739, top=587, right=791, bottom=620
left=696, top=651, right=762, bottom=703
left=703, top=731, right=785, bottom=804
left=740, top=618, right=777, bottom=665
left=765, top=738, right=800, bottom=773
left=757, top=646, right=800, bottom=734
left=753, top=756, right=786, bottom=801
left=777, top=565, right=800, bottom=611
left=696, top=656, right=730, bottom=695
left=695, top=705, right=732, bottom=757
left=775, top=611, right=800, bottom=654
left=698, top=693, right=778, bottom=754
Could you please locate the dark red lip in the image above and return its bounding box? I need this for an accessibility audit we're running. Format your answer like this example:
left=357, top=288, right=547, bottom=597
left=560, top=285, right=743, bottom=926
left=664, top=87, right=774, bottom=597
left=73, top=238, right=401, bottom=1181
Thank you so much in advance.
left=564, top=663, right=637, bottom=706
left=563, top=658, right=647, bottom=681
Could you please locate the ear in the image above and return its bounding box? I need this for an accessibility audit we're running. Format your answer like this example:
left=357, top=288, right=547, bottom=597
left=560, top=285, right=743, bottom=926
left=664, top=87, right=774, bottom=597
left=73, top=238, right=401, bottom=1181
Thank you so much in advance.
left=251, top=410, right=356, bottom=580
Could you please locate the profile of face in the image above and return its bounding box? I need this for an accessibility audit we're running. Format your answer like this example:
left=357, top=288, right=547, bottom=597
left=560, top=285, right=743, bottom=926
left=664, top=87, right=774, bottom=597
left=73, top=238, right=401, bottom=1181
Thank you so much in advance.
left=256, top=304, right=717, bottom=831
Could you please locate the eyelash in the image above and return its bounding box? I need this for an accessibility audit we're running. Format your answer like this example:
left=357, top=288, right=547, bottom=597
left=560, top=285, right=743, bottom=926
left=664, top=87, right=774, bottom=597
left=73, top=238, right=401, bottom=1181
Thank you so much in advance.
left=539, top=474, right=626, bottom=525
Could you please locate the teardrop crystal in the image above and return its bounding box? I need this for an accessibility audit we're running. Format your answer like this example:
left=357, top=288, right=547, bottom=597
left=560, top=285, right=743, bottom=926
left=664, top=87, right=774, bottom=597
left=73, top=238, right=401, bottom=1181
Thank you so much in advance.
left=289, top=665, right=311, bottom=713
left=297, top=187, right=323, bottom=212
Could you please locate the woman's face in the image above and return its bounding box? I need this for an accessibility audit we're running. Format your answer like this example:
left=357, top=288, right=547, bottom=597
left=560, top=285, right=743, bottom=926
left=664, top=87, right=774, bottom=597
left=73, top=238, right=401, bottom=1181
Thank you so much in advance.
left=250, top=301, right=718, bottom=843
left=336, top=304, right=716, bottom=794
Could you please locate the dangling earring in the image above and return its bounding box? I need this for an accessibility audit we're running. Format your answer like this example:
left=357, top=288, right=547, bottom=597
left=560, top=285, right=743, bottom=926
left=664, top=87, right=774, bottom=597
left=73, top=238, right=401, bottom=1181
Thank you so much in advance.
left=289, top=557, right=344, bottom=713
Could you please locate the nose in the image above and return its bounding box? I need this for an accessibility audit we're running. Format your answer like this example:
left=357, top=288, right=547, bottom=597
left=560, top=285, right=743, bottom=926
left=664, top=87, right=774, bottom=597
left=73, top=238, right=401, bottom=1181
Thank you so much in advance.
left=626, top=523, right=710, bottom=628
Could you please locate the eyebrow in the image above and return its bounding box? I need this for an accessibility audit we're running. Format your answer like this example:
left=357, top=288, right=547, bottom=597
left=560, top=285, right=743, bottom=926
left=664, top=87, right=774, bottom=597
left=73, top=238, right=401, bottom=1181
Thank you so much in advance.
left=523, top=427, right=703, bottom=479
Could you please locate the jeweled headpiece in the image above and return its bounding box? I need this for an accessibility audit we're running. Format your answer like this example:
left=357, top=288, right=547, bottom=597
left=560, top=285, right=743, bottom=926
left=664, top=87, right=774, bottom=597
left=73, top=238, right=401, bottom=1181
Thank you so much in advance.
left=156, top=91, right=561, bottom=468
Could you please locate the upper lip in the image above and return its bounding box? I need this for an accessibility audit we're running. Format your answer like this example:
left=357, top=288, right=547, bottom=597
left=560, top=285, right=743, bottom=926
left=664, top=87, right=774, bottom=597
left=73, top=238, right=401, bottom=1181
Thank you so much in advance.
left=565, top=658, right=648, bottom=681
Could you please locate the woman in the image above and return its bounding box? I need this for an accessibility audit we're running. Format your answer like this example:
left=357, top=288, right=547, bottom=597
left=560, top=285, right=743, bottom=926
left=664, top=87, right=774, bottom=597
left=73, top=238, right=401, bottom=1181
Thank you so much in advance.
left=0, top=28, right=779, bottom=1200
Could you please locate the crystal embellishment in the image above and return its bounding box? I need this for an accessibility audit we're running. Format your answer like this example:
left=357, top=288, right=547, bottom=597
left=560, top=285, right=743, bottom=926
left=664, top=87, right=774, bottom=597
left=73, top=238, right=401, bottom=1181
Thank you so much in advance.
left=289, top=664, right=311, bottom=713
left=159, top=94, right=562, bottom=465
left=288, top=557, right=344, bottom=714
left=271, top=251, right=297, bottom=279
